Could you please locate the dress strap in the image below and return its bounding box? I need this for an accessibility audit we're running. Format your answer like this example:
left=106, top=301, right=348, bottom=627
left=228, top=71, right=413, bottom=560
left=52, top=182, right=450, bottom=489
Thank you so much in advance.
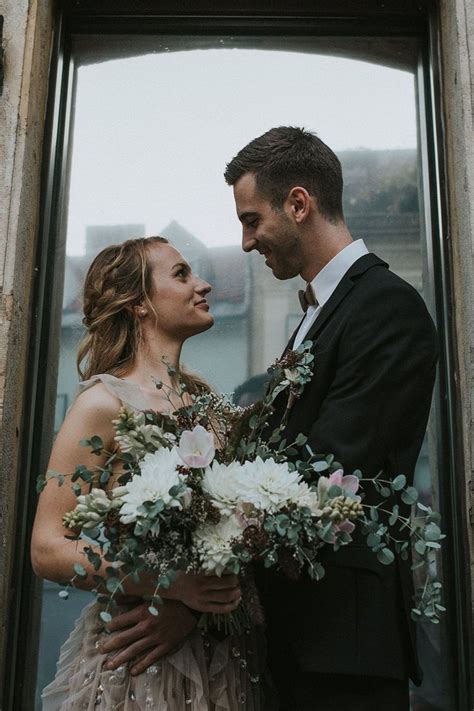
left=77, top=374, right=150, bottom=412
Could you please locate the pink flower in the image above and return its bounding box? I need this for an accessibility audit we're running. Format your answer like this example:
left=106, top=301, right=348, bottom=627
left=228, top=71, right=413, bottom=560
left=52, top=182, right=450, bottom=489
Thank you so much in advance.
left=328, top=469, right=360, bottom=495
left=177, top=425, right=215, bottom=469
left=326, top=519, right=355, bottom=545
left=336, top=520, right=355, bottom=535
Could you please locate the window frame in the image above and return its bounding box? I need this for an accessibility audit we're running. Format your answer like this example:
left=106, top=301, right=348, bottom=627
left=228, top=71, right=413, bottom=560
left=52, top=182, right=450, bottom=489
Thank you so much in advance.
left=4, top=2, right=470, bottom=709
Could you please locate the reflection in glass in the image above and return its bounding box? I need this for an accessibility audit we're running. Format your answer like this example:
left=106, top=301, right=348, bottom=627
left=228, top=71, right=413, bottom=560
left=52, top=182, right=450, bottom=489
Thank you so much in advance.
left=35, top=37, right=451, bottom=709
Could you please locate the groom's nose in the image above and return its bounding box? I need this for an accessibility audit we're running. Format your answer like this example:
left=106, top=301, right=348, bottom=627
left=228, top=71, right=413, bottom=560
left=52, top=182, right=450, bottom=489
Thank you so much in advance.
left=242, top=234, right=258, bottom=253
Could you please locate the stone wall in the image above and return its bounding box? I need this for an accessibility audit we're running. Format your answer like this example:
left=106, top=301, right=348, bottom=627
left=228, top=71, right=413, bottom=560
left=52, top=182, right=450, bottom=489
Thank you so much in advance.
left=0, top=0, right=54, bottom=692
left=439, top=0, right=474, bottom=619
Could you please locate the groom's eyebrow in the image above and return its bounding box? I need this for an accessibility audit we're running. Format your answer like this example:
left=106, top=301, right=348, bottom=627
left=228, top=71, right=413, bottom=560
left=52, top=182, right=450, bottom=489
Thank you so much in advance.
left=238, top=211, right=259, bottom=223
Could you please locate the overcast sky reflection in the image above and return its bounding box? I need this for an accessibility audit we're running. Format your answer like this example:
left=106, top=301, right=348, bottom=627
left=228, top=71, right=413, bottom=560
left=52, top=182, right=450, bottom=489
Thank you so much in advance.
left=67, top=48, right=417, bottom=255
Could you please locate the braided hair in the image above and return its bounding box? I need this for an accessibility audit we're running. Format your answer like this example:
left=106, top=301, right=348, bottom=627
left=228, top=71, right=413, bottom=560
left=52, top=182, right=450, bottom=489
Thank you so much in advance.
left=77, top=236, right=209, bottom=394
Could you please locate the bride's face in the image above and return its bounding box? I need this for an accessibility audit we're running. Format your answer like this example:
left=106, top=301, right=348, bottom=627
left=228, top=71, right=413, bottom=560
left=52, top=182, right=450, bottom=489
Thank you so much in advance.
left=144, top=243, right=214, bottom=338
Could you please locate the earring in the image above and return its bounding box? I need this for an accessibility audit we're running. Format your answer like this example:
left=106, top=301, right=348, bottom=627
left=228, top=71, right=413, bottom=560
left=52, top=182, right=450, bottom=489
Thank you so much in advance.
left=139, top=309, right=147, bottom=317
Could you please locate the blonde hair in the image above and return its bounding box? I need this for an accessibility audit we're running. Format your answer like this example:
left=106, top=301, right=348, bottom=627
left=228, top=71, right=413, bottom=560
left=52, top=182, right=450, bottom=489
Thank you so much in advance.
left=77, top=236, right=209, bottom=394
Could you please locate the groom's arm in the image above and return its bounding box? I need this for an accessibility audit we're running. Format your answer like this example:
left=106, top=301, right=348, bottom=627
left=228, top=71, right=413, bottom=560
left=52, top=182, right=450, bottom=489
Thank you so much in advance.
left=306, top=281, right=438, bottom=479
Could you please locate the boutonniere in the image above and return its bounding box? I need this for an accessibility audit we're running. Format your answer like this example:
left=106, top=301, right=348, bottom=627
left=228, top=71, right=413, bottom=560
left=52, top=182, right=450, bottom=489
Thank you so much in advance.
left=267, top=340, right=314, bottom=425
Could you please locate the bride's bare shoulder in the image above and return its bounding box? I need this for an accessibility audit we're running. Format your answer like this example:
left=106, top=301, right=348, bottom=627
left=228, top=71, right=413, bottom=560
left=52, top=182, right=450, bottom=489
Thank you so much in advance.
left=69, top=381, right=122, bottom=422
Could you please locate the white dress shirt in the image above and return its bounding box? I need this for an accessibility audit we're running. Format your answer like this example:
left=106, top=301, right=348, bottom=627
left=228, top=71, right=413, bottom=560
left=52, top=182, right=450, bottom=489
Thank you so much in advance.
left=293, top=239, right=369, bottom=350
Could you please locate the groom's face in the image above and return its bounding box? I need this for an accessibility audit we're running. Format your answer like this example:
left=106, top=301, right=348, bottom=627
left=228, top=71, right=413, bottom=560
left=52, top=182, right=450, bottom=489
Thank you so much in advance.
left=233, top=173, right=303, bottom=280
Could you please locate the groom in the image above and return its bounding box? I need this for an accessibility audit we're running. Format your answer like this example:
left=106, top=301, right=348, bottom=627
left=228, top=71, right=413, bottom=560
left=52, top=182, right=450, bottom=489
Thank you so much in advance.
left=224, top=127, right=438, bottom=710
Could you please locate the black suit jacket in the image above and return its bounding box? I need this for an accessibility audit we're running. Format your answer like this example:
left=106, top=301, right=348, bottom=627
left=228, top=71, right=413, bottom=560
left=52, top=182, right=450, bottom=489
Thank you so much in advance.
left=257, top=253, right=438, bottom=687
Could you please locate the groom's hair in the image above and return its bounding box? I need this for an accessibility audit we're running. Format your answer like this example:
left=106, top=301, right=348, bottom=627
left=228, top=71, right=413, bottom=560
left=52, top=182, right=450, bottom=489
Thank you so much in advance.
left=224, top=126, right=344, bottom=224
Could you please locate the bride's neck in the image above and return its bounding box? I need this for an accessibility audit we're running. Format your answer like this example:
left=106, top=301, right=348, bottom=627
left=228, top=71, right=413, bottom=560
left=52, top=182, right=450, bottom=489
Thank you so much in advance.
left=126, top=332, right=183, bottom=390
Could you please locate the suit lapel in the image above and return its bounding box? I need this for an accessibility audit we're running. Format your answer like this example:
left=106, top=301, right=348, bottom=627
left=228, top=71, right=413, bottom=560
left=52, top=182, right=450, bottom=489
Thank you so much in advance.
left=283, top=316, right=306, bottom=356
left=293, top=253, right=389, bottom=348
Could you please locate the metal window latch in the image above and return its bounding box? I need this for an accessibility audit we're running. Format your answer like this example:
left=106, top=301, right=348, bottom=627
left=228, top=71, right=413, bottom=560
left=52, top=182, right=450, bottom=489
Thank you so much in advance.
left=0, top=16, right=3, bottom=97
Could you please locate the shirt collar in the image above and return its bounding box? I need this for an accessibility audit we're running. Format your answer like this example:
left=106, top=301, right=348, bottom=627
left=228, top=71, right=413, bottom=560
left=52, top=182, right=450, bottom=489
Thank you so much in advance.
left=310, top=239, right=369, bottom=308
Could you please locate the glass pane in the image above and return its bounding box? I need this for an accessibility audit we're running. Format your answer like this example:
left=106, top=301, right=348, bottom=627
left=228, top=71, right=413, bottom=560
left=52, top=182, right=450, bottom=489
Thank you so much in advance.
left=35, top=35, right=452, bottom=709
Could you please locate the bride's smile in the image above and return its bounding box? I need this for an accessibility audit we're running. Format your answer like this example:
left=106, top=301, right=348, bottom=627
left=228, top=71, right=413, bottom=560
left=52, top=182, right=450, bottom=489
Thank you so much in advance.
left=142, top=242, right=214, bottom=339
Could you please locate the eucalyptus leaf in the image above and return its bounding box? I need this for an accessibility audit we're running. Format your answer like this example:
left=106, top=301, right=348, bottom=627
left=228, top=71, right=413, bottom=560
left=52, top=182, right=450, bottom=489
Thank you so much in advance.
left=99, top=469, right=110, bottom=486
left=415, top=540, right=426, bottom=556
left=424, top=523, right=442, bottom=541
left=401, top=486, right=418, bottom=505
left=369, top=507, right=379, bottom=522
left=106, top=578, right=123, bottom=594
left=392, top=475, right=406, bottom=491
left=377, top=548, right=395, bottom=565
left=73, top=563, right=87, bottom=579
left=389, top=505, right=399, bottom=526
left=90, top=435, right=104, bottom=453
left=367, top=533, right=381, bottom=548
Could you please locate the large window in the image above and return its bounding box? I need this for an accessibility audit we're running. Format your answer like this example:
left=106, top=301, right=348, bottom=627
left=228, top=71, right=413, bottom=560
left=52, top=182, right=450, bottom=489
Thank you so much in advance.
left=32, top=33, right=453, bottom=709
left=4, top=7, right=465, bottom=710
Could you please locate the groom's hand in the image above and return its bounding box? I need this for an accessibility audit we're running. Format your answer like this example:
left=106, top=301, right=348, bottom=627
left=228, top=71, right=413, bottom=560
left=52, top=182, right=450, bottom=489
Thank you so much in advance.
left=100, top=600, right=196, bottom=675
left=161, top=571, right=242, bottom=613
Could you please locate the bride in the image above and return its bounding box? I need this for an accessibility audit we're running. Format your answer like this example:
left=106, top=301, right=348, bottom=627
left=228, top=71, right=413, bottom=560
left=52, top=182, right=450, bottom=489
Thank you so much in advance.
left=31, top=236, right=270, bottom=710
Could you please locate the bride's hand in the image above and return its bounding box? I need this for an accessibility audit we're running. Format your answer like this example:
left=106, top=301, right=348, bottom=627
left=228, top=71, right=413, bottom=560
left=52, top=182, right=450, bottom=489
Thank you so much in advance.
left=161, top=571, right=242, bottom=614
left=101, top=600, right=197, bottom=675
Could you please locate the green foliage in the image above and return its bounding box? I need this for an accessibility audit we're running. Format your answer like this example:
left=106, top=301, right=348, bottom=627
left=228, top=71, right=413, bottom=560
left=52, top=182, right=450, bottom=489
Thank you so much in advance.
left=54, top=335, right=445, bottom=630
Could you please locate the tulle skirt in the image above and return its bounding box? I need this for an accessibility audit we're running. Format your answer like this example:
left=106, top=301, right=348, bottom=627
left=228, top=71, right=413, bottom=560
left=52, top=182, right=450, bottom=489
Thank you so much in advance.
left=41, top=601, right=270, bottom=710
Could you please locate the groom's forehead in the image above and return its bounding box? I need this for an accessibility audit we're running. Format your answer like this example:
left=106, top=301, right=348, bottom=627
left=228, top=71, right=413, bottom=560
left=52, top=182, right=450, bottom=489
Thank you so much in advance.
left=234, top=173, right=267, bottom=212
left=234, top=172, right=258, bottom=198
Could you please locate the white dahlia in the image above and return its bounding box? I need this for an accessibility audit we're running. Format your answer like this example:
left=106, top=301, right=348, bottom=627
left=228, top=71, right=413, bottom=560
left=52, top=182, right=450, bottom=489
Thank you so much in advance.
left=119, top=447, right=190, bottom=533
left=238, top=456, right=307, bottom=513
left=201, top=460, right=244, bottom=517
left=194, top=514, right=246, bottom=576
left=290, top=480, right=322, bottom=516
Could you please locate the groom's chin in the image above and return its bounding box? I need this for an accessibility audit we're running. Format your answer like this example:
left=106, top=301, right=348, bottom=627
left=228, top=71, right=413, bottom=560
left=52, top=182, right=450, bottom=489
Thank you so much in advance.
left=270, top=265, right=299, bottom=280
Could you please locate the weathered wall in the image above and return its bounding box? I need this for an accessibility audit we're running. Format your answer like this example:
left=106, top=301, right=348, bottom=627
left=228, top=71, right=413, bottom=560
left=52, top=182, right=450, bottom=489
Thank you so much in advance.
left=439, top=0, right=474, bottom=623
left=0, top=0, right=54, bottom=691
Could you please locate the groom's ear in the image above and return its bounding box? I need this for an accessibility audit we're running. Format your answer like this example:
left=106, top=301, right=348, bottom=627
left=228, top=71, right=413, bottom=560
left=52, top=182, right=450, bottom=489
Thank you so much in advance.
left=285, top=186, right=311, bottom=224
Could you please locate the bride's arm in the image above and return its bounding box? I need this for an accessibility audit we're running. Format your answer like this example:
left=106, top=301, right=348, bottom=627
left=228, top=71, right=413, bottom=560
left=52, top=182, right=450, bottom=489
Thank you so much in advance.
left=31, top=383, right=129, bottom=590
left=31, top=385, right=241, bottom=611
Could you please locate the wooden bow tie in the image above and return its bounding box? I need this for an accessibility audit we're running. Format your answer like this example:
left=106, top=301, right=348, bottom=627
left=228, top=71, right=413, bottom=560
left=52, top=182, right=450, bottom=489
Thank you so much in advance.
left=298, top=283, right=317, bottom=312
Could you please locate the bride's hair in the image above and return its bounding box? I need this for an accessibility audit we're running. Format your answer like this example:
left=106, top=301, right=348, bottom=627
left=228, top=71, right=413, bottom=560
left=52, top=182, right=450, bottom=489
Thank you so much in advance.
left=77, top=235, right=209, bottom=393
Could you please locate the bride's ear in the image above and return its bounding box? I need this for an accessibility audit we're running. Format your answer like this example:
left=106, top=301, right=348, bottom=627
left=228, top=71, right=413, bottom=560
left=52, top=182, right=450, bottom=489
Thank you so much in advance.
left=133, top=303, right=148, bottom=318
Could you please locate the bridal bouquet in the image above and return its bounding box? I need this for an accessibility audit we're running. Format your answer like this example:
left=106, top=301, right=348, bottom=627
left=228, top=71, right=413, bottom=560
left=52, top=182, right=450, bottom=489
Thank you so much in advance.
left=39, top=342, right=445, bottom=628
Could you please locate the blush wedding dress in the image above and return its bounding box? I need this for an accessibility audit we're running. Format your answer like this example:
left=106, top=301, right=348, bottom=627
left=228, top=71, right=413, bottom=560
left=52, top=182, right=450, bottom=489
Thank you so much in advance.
left=41, top=374, right=271, bottom=711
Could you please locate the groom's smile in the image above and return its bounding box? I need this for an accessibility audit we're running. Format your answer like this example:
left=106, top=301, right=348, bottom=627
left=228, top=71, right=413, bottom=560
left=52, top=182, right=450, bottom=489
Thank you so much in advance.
left=233, top=173, right=304, bottom=280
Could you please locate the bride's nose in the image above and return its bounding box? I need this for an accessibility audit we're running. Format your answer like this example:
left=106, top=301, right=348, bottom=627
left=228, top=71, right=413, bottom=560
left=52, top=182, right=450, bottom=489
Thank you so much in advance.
left=195, top=279, right=212, bottom=296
